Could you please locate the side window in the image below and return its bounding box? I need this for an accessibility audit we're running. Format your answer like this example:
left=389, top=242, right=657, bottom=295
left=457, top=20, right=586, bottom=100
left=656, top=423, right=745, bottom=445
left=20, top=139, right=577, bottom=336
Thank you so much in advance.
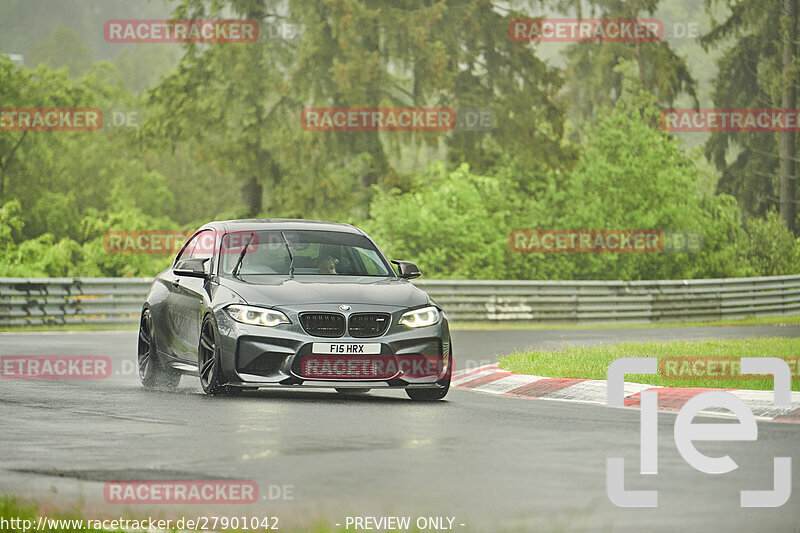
left=187, top=231, right=214, bottom=261
left=175, top=234, right=200, bottom=264
left=175, top=230, right=214, bottom=271
left=354, top=247, right=383, bottom=275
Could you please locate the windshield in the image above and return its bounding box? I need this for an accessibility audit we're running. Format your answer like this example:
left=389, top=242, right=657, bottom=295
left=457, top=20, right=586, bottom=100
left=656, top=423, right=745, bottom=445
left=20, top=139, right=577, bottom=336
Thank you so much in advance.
left=219, top=229, right=393, bottom=277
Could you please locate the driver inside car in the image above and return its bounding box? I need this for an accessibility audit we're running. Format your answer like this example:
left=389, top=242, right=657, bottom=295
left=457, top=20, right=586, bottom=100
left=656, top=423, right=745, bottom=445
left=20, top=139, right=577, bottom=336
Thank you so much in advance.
left=317, top=256, right=337, bottom=275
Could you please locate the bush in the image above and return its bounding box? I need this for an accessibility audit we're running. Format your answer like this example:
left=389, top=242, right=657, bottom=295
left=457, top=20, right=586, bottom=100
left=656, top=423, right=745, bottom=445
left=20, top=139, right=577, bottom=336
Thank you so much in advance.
left=742, top=210, right=800, bottom=276
left=365, top=66, right=760, bottom=280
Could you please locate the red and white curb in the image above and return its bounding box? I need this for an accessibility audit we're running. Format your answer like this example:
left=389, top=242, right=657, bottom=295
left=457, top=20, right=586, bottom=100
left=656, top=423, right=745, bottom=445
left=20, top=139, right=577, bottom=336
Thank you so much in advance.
left=452, top=364, right=800, bottom=423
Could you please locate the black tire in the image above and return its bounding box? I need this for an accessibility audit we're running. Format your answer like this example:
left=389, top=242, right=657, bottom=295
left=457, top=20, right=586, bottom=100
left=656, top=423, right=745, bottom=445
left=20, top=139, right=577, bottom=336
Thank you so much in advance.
left=198, top=315, right=237, bottom=396
left=138, top=309, right=181, bottom=390
left=335, top=388, right=370, bottom=395
left=405, top=359, right=451, bottom=401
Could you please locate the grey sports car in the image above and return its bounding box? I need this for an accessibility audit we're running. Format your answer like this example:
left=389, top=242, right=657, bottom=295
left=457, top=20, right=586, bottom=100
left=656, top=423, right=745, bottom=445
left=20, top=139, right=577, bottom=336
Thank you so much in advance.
left=137, top=219, right=452, bottom=400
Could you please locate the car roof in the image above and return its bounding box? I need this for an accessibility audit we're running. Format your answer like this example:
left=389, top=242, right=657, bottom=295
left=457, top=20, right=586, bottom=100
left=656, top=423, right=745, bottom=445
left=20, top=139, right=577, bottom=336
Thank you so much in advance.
left=200, top=218, right=363, bottom=235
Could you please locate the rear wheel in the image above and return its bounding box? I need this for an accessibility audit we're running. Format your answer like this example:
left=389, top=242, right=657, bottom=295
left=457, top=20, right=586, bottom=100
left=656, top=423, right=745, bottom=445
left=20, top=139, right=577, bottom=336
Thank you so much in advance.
left=137, top=309, right=181, bottom=390
left=198, top=315, right=237, bottom=396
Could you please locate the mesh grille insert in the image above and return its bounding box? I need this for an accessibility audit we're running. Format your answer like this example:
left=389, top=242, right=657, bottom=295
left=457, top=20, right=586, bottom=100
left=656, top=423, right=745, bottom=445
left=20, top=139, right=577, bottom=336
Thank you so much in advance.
left=299, top=313, right=346, bottom=337
left=348, top=313, right=390, bottom=338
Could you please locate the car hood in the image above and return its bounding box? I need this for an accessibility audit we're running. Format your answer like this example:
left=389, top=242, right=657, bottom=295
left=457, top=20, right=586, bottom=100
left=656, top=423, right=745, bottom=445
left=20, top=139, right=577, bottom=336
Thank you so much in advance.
left=221, top=276, right=430, bottom=309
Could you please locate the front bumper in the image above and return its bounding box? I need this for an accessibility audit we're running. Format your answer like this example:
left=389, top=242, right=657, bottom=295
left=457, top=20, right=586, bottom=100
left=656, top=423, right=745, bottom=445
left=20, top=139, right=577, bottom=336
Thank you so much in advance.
left=214, top=304, right=451, bottom=389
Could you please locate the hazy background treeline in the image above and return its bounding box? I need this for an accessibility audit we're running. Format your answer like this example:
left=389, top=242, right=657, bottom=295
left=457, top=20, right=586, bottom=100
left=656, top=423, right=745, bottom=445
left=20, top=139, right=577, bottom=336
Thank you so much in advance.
left=0, top=0, right=798, bottom=280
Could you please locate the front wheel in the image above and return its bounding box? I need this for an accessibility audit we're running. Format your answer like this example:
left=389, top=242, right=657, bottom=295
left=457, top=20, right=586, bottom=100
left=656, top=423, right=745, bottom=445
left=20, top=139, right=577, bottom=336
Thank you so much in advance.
left=406, top=356, right=453, bottom=402
left=138, top=309, right=181, bottom=390
left=198, top=315, right=236, bottom=396
left=406, top=365, right=451, bottom=401
left=406, top=385, right=449, bottom=401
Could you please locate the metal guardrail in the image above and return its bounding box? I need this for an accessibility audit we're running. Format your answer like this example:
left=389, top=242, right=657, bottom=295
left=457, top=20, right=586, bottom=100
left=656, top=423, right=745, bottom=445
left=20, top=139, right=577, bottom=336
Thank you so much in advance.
left=1, top=275, right=799, bottom=327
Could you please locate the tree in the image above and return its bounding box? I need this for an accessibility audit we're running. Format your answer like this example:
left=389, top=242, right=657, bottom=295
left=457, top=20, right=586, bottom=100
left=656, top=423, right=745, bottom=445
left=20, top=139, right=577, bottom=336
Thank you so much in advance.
left=366, top=62, right=753, bottom=280
left=701, top=0, right=799, bottom=231
left=539, top=0, right=698, bottom=139
left=26, top=26, right=92, bottom=77
left=142, top=0, right=569, bottom=220
left=0, top=56, right=96, bottom=206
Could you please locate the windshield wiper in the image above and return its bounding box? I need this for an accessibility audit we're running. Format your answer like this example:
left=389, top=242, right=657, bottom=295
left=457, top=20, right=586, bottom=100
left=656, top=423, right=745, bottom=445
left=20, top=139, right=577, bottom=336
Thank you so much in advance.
left=231, top=233, right=255, bottom=279
left=281, top=231, right=295, bottom=279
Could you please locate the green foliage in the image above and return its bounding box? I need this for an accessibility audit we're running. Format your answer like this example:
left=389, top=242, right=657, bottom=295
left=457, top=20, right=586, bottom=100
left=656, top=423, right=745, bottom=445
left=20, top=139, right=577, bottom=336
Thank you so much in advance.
left=701, top=0, right=800, bottom=223
left=364, top=162, right=514, bottom=279
left=742, top=210, right=800, bottom=276
left=0, top=55, right=206, bottom=277
left=366, top=62, right=793, bottom=280
left=499, top=338, right=800, bottom=391
left=26, top=26, right=92, bottom=77
left=0, top=3, right=797, bottom=281
left=555, top=0, right=698, bottom=142
left=0, top=200, right=24, bottom=248
left=141, top=0, right=570, bottom=224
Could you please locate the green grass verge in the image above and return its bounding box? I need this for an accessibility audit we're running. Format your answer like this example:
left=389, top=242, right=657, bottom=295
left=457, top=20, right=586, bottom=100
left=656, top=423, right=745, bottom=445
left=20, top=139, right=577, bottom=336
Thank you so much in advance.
left=498, top=337, right=800, bottom=391
left=450, top=313, right=800, bottom=330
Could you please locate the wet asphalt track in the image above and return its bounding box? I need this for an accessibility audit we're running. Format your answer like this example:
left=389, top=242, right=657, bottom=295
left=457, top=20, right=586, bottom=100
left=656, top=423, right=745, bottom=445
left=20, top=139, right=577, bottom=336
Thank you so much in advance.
left=1, top=325, right=799, bottom=532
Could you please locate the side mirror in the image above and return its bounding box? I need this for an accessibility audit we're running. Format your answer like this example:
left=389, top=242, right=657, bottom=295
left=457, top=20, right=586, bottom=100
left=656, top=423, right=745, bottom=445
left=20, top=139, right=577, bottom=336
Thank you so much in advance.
left=391, top=260, right=421, bottom=279
left=174, top=257, right=210, bottom=279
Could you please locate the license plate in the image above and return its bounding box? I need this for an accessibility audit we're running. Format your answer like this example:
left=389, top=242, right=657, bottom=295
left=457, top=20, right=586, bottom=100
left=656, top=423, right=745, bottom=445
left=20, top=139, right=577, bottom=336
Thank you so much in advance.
left=312, top=343, right=381, bottom=355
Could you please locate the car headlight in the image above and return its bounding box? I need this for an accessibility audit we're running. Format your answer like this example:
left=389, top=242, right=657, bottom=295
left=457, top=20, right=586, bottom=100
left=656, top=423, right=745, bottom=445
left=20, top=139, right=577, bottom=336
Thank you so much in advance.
left=399, top=306, right=440, bottom=328
left=226, top=305, right=290, bottom=327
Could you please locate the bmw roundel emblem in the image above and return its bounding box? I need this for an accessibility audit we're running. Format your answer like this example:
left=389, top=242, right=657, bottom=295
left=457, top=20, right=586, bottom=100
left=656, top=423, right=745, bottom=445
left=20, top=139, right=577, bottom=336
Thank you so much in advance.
left=338, top=305, right=351, bottom=311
